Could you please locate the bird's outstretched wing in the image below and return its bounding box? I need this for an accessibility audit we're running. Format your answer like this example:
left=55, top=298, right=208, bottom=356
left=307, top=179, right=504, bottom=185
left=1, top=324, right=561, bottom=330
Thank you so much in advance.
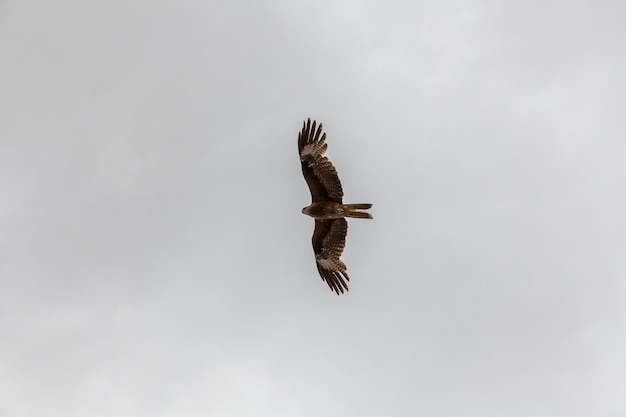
left=312, top=218, right=350, bottom=294
left=298, top=119, right=343, bottom=203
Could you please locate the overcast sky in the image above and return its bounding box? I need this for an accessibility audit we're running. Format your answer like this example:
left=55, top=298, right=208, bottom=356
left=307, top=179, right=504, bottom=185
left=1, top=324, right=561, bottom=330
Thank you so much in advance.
left=1, top=1, right=625, bottom=416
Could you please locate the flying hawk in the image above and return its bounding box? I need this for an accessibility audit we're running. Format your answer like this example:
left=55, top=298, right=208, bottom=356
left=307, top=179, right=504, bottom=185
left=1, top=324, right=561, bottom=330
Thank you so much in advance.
left=298, top=118, right=372, bottom=294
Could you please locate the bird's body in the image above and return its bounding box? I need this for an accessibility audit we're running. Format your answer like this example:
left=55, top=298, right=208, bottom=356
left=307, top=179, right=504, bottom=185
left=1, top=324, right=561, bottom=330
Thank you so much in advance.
left=302, top=202, right=373, bottom=219
left=298, top=118, right=372, bottom=294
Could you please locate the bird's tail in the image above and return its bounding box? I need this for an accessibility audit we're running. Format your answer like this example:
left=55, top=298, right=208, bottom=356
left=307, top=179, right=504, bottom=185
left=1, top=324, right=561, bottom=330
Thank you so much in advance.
left=344, top=203, right=373, bottom=219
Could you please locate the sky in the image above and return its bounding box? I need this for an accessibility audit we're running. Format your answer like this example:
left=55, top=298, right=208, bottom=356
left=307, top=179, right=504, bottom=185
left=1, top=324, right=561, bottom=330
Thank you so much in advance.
left=1, top=0, right=625, bottom=416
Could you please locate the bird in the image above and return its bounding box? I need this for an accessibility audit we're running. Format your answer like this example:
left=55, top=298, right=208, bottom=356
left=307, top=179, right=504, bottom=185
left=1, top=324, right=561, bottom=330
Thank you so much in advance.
left=298, top=118, right=372, bottom=294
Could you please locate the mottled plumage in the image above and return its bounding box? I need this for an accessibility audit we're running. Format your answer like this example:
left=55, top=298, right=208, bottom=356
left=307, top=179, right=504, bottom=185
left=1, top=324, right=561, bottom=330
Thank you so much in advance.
left=298, top=118, right=372, bottom=294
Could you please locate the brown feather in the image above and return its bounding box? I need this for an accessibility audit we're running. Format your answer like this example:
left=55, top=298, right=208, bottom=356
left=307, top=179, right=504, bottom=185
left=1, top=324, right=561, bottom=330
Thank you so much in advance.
left=312, top=219, right=350, bottom=294
left=298, top=119, right=344, bottom=204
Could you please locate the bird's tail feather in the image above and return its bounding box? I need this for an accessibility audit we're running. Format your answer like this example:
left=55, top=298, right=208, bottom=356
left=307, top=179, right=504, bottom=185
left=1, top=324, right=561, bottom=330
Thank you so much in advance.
left=344, top=204, right=373, bottom=219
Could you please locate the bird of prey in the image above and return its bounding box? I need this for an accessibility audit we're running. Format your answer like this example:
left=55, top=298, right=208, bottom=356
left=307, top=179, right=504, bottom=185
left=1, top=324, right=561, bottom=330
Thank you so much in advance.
left=298, top=118, right=372, bottom=294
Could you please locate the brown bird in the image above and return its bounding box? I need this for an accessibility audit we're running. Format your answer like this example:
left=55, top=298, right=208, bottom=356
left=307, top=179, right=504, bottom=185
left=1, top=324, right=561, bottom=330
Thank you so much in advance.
left=298, top=118, right=372, bottom=294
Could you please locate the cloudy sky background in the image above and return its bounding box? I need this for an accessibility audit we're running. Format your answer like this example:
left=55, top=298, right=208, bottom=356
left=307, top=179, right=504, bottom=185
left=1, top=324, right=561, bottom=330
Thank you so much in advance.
left=1, top=1, right=625, bottom=416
